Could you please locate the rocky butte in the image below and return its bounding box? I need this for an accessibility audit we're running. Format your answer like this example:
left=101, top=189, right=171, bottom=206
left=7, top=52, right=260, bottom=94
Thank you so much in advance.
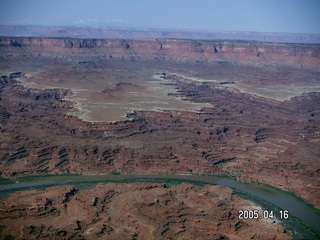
left=0, top=34, right=320, bottom=239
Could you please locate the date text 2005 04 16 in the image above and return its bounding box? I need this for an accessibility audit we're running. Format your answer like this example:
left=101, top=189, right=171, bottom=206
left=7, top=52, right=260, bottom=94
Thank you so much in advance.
left=238, top=209, right=289, bottom=220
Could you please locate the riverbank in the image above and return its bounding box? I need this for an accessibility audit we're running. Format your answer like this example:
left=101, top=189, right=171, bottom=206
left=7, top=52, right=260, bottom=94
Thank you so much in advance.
left=0, top=181, right=292, bottom=240
left=0, top=173, right=319, bottom=239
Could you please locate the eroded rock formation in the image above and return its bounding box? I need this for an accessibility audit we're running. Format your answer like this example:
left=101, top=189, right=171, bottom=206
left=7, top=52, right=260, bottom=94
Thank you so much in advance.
left=0, top=37, right=319, bottom=69
left=0, top=183, right=291, bottom=240
left=0, top=37, right=319, bottom=210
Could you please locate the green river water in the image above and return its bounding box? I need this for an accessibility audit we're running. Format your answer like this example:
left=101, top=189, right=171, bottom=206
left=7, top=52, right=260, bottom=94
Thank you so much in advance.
left=0, top=174, right=319, bottom=239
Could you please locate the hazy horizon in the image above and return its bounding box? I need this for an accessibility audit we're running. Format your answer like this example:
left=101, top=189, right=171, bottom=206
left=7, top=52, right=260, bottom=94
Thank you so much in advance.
left=1, top=0, right=320, bottom=34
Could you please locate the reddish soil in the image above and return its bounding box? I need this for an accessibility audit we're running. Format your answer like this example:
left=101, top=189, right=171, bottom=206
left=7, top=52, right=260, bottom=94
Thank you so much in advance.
left=0, top=183, right=290, bottom=240
left=1, top=37, right=320, bottom=208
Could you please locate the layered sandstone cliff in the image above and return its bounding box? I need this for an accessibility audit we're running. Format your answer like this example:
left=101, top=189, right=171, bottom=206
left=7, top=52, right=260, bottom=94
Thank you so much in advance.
left=1, top=37, right=319, bottom=69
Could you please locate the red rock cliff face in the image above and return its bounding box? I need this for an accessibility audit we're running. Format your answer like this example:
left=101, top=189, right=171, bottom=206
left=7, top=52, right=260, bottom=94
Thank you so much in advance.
left=1, top=37, right=319, bottom=69
left=0, top=36, right=320, bottom=209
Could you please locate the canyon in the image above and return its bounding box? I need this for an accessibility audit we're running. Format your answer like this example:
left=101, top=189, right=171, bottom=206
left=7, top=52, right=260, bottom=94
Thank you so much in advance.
left=0, top=35, right=320, bottom=239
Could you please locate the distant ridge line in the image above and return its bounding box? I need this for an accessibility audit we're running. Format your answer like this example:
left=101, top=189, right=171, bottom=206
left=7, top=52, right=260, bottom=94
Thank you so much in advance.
left=1, top=25, right=320, bottom=44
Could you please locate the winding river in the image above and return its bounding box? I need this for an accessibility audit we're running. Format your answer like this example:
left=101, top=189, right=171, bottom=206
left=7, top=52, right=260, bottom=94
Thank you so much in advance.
left=1, top=174, right=319, bottom=239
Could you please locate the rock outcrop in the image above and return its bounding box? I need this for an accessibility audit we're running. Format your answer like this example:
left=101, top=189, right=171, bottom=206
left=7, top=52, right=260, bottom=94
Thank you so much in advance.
left=0, top=183, right=291, bottom=240
left=0, top=37, right=319, bottom=210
